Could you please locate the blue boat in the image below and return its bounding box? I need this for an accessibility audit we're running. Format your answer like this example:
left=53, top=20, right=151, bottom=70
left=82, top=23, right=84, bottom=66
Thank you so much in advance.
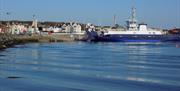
left=85, top=7, right=180, bottom=42
left=87, top=34, right=180, bottom=42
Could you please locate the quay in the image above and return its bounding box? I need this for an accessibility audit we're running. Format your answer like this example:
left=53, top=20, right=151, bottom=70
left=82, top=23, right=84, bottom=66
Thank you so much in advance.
left=0, top=33, right=85, bottom=50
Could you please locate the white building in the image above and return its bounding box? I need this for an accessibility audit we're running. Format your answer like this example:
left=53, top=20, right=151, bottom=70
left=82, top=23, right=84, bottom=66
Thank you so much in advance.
left=64, top=23, right=82, bottom=33
left=73, top=23, right=82, bottom=33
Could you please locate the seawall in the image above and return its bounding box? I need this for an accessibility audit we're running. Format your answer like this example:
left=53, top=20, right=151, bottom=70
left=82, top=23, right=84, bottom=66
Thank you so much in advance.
left=0, top=33, right=85, bottom=49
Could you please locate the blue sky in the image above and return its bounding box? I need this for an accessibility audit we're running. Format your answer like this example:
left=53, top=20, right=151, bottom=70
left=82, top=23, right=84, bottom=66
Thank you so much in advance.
left=0, top=0, right=179, bottom=28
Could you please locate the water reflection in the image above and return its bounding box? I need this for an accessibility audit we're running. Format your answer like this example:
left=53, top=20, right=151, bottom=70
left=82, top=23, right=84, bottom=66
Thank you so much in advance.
left=176, top=43, right=179, bottom=48
left=0, top=42, right=180, bottom=91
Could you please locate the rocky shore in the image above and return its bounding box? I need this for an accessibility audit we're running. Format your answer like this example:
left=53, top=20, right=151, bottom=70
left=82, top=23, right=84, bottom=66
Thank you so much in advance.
left=0, top=33, right=15, bottom=49
left=0, top=33, right=85, bottom=50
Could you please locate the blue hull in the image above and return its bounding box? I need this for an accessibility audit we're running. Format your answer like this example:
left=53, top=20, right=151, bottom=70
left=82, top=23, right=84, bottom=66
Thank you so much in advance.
left=98, top=39, right=162, bottom=42
left=87, top=34, right=180, bottom=42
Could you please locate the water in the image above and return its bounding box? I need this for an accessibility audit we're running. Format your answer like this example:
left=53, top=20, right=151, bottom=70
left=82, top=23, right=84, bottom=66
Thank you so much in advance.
left=0, top=42, right=180, bottom=91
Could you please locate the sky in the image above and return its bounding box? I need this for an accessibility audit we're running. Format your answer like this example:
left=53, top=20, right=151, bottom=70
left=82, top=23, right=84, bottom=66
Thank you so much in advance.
left=0, top=0, right=179, bottom=29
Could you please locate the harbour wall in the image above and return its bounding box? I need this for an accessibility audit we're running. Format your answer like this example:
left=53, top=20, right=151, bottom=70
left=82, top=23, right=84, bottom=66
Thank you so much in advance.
left=0, top=33, right=85, bottom=49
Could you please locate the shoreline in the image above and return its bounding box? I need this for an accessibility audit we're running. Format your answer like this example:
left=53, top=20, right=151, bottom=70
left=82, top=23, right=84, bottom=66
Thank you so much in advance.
left=0, top=33, right=84, bottom=50
left=0, top=34, right=15, bottom=49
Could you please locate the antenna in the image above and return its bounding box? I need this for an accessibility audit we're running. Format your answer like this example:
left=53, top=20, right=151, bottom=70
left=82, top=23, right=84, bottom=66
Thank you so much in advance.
left=113, top=14, right=116, bottom=27
left=132, top=6, right=136, bottom=22
left=131, top=0, right=136, bottom=22
left=132, top=0, right=135, bottom=8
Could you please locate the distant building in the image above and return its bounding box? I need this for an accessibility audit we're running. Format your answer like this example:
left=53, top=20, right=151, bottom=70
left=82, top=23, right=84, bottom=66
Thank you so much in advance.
left=73, top=23, right=82, bottom=33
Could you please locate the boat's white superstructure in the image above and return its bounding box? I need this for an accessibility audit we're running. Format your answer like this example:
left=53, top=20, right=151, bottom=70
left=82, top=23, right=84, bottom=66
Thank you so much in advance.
left=104, top=7, right=164, bottom=36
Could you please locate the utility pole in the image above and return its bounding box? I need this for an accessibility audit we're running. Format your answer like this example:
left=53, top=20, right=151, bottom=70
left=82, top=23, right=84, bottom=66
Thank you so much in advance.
left=113, top=14, right=117, bottom=27
left=0, top=0, right=2, bottom=24
left=6, top=12, right=11, bottom=33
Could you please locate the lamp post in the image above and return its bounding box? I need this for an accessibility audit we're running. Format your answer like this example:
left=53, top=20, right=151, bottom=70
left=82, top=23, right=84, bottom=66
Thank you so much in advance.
left=0, top=0, right=2, bottom=24
left=6, top=12, right=11, bottom=33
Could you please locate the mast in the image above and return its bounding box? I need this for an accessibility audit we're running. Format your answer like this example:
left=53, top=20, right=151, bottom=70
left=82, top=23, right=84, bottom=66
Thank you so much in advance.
left=131, top=0, right=136, bottom=22
left=131, top=6, right=136, bottom=23
left=126, top=0, right=138, bottom=30
left=113, top=14, right=116, bottom=27
left=127, top=6, right=138, bottom=31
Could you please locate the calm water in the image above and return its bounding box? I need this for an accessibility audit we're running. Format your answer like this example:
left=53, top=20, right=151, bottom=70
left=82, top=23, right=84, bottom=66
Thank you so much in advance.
left=0, top=42, right=180, bottom=91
